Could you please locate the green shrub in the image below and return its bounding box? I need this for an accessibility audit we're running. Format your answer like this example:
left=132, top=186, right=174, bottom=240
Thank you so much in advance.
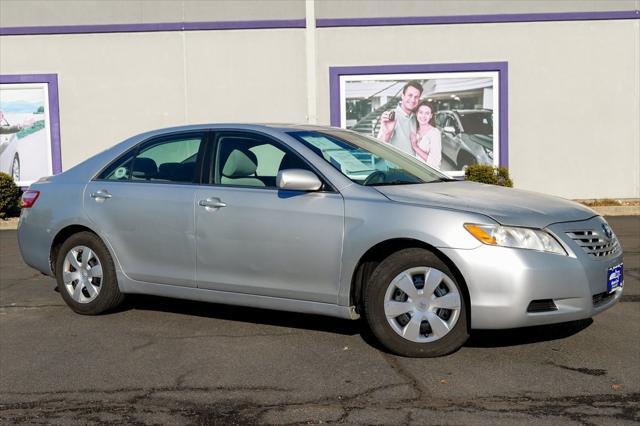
left=0, top=172, right=22, bottom=219
left=464, top=164, right=513, bottom=187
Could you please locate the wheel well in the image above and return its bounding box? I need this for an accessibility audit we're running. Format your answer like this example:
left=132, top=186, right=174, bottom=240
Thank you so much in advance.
left=349, top=239, right=470, bottom=320
left=50, top=225, right=98, bottom=275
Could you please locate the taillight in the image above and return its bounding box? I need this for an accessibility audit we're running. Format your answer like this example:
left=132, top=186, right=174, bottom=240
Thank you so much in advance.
left=21, top=190, right=40, bottom=208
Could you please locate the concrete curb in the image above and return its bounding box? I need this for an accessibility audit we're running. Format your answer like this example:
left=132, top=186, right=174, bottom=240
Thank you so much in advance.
left=590, top=206, right=640, bottom=216
left=0, top=218, right=19, bottom=230
left=1, top=205, right=638, bottom=231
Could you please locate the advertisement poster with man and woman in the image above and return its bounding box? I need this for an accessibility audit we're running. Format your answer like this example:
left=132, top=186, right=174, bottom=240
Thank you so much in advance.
left=339, top=71, right=500, bottom=177
left=0, top=82, right=54, bottom=187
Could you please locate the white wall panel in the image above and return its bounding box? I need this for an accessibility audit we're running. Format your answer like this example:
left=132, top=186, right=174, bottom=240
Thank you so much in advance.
left=183, top=29, right=307, bottom=124
left=0, top=29, right=308, bottom=168
left=315, top=0, right=637, bottom=19
left=0, top=0, right=305, bottom=27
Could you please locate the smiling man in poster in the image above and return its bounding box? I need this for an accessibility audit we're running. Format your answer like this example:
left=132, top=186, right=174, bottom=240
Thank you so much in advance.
left=376, top=80, right=422, bottom=155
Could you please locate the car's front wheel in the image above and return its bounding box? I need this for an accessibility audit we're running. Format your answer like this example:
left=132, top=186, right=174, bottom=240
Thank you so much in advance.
left=55, top=231, right=124, bottom=315
left=363, top=248, right=469, bottom=357
left=11, top=153, right=20, bottom=182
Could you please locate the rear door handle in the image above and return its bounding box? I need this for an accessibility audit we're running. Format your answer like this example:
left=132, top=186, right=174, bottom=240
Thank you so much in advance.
left=198, top=198, right=226, bottom=210
left=90, top=190, right=112, bottom=200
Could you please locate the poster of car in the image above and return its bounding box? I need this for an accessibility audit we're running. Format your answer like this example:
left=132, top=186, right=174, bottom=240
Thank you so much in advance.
left=336, top=69, right=501, bottom=177
left=0, top=83, right=53, bottom=187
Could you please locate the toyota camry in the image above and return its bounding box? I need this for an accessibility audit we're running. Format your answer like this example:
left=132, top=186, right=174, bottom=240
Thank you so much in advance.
left=17, top=124, right=624, bottom=357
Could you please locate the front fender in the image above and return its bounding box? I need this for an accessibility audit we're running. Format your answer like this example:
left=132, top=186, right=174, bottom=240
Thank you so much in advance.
left=337, top=192, right=495, bottom=306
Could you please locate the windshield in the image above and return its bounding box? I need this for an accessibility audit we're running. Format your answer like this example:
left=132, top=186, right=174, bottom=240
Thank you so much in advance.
left=287, top=129, right=450, bottom=186
left=458, top=112, right=493, bottom=136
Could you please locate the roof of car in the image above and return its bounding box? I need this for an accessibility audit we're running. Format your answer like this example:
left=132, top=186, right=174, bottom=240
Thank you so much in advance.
left=262, top=123, right=339, bottom=132
left=135, top=123, right=341, bottom=136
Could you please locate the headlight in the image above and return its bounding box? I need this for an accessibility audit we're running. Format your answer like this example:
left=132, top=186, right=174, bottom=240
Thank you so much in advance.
left=464, top=223, right=567, bottom=256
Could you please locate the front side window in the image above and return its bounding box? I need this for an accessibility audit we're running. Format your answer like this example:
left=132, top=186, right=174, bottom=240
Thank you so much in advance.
left=211, top=132, right=314, bottom=188
left=288, top=130, right=449, bottom=186
left=98, top=133, right=204, bottom=183
left=444, top=115, right=459, bottom=133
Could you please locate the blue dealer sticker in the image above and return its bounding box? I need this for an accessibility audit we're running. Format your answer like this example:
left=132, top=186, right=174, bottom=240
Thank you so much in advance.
left=607, top=263, right=623, bottom=293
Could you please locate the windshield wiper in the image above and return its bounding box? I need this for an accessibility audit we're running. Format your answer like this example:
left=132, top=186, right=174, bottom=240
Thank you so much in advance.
left=374, top=180, right=423, bottom=186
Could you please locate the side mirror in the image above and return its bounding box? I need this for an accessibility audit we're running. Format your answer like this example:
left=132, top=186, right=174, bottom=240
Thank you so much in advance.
left=276, top=169, right=322, bottom=191
left=443, top=126, right=457, bottom=135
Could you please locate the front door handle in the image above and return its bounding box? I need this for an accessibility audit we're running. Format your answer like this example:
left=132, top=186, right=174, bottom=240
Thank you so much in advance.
left=90, top=190, right=112, bottom=200
left=198, top=197, right=227, bottom=210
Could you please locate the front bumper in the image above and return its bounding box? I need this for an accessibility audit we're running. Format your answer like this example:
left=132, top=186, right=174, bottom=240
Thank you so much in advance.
left=441, top=216, right=624, bottom=329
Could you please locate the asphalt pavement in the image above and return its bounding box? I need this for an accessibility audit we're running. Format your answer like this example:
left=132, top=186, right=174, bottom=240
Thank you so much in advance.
left=0, top=216, right=638, bottom=424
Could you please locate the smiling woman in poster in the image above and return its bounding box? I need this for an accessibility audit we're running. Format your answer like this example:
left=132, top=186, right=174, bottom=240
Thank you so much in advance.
left=410, top=101, right=442, bottom=170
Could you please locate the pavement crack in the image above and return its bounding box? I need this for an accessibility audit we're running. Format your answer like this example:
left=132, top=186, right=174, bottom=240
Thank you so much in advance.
left=130, top=332, right=299, bottom=352
left=546, top=361, right=607, bottom=377
left=380, top=353, right=425, bottom=401
left=0, top=304, right=65, bottom=309
left=0, top=385, right=289, bottom=399
left=4, top=390, right=638, bottom=424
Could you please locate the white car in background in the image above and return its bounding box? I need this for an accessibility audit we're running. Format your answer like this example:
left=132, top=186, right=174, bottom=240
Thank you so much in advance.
left=0, top=132, right=21, bottom=181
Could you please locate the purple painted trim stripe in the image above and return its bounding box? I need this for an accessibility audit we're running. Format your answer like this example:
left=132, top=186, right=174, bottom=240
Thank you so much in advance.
left=329, top=62, right=509, bottom=168
left=318, top=10, right=639, bottom=27
left=0, top=74, right=63, bottom=175
left=0, top=19, right=306, bottom=36
left=0, top=10, right=636, bottom=36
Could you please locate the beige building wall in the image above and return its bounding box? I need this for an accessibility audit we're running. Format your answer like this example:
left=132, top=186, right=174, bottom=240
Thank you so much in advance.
left=316, top=18, right=640, bottom=199
left=1, top=0, right=634, bottom=26
left=315, top=0, right=637, bottom=18
left=0, top=29, right=307, bottom=168
left=1, top=0, right=638, bottom=199
left=0, top=0, right=305, bottom=26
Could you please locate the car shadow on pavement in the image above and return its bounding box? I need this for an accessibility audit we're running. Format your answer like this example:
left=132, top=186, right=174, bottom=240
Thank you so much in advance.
left=123, top=294, right=362, bottom=336
left=465, top=319, right=594, bottom=348
left=120, top=295, right=594, bottom=351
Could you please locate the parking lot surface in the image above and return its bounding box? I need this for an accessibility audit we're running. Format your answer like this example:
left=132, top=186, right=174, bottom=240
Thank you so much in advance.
left=1, top=216, right=638, bottom=424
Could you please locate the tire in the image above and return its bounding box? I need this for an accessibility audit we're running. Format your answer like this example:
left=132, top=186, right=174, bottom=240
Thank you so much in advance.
left=55, top=231, right=124, bottom=315
left=11, top=154, right=20, bottom=182
left=363, top=248, right=469, bottom=357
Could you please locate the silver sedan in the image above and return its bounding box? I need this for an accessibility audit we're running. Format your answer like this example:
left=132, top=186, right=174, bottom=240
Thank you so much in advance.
left=17, top=124, right=624, bottom=357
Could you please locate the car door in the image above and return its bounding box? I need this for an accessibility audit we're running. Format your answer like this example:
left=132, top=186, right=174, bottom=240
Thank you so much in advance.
left=195, top=131, right=344, bottom=303
left=84, top=131, right=207, bottom=287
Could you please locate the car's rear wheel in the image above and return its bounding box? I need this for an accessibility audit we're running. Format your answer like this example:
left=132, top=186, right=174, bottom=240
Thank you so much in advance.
left=55, top=231, right=124, bottom=315
left=363, top=248, right=469, bottom=357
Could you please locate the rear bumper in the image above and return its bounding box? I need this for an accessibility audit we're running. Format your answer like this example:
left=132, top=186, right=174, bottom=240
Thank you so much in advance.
left=17, top=208, right=55, bottom=276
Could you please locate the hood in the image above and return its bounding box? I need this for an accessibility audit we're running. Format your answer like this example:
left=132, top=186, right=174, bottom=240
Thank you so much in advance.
left=375, top=181, right=597, bottom=228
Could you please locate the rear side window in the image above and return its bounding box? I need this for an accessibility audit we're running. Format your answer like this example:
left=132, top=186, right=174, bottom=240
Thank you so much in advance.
left=98, top=132, right=205, bottom=183
left=98, top=150, right=135, bottom=181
